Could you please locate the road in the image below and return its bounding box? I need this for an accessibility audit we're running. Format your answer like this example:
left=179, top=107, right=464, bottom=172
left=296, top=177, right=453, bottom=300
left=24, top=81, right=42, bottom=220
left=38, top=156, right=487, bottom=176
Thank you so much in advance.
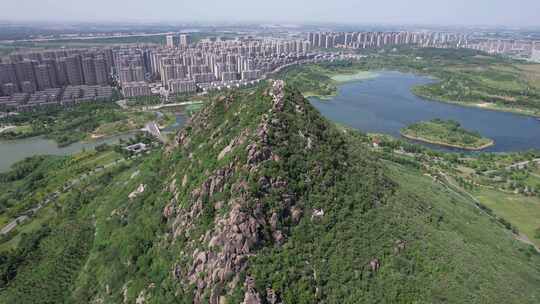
left=0, top=125, right=16, bottom=134
left=142, top=101, right=203, bottom=110
left=506, top=158, right=540, bottom=170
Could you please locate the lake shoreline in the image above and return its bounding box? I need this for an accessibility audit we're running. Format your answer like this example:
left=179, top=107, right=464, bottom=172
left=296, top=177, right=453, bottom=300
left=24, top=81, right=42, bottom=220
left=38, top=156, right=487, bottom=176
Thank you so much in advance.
left=410, top=86, right=540, bottom=118
left=308, top=71, right=540, bottom=152
left=308, top=67, right=540, bottom=118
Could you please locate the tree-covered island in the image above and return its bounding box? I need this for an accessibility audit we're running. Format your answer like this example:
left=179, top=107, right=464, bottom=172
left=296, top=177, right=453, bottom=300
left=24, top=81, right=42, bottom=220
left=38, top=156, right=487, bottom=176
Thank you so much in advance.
left=400, top=118, right=494, bottom=150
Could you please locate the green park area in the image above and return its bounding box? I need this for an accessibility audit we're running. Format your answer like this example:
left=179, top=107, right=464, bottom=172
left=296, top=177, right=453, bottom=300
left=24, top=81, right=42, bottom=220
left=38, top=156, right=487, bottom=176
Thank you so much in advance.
left=473, top=188, right=540, bottom=247
left=0, top=102, right=176, bottom=147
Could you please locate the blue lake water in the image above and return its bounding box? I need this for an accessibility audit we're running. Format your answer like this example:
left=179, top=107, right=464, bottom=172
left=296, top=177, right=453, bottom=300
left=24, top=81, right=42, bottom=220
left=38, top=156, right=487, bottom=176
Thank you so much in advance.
left=0, top=113, right=188, bottom=172
left=309, top=71, right=540, bottom=152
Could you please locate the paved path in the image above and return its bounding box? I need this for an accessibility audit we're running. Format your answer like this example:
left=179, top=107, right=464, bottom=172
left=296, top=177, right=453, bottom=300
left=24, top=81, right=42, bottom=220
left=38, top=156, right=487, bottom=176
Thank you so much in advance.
left=0, top=153, right=145, bottom=235
left=142, top=101, right=203, bottom=110
left=0, top=125, right=16, bottom=134
left=437, top=171, right=540, bottom=253
left=506, top=158, right=540, bottom=170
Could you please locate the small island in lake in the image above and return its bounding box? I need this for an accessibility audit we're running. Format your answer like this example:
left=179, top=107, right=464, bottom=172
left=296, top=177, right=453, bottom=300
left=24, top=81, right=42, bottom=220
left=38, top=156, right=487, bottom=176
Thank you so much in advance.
left=400, top=119, right=495, bottom=150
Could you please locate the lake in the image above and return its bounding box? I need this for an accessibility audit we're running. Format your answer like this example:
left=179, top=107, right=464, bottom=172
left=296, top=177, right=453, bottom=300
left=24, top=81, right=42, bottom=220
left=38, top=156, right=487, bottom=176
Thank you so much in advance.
left=0, top=113, right=188, bottom=173
left=0, top=133, right=135, bottom=172
left=2, top=74, right=540, bottom=172
left=310, top=71, right=540, bottom=153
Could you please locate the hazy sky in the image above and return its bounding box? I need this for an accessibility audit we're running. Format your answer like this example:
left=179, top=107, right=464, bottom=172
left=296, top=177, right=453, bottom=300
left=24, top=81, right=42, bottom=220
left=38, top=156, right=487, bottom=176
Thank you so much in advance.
left=2, top=0, right=540, bottom=27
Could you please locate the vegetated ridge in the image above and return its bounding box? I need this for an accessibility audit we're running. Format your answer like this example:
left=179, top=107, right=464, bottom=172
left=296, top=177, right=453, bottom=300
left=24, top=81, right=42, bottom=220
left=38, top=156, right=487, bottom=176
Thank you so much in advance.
left=0, top=80, right=539, bottom=303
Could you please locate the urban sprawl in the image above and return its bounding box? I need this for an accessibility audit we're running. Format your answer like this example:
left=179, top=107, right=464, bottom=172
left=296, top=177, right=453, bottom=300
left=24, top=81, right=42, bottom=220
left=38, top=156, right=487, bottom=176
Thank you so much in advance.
left=1, top=31, right=540, bottom=111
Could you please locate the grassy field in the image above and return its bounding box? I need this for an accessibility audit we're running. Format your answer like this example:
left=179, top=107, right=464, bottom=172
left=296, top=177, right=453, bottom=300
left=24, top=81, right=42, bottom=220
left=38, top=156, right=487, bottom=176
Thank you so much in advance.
left=473, top=188, right=540, bottom=247
left=331, top=71, right=379, bottom=83
left=90, top=111, right=155, bottom=138
left=516, top=64, right=540, bottom=89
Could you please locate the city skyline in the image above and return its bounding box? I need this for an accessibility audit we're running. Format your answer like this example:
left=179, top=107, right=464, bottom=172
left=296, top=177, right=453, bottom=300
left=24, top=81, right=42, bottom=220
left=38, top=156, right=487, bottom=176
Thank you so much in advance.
left=2, top=0, right=540, bottom=28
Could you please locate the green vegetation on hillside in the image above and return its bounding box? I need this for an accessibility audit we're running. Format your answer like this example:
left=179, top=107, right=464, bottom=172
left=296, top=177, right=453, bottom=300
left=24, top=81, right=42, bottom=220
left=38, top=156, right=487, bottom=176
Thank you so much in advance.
left=400, top=119, right=494, bottom=150
left=0, top=82, right=539, bottom=303
left=372, top=133, right=540, bottom=247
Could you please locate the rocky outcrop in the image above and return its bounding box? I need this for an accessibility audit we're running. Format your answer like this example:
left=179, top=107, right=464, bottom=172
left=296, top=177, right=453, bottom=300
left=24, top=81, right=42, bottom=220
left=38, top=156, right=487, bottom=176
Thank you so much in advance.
left=171, top=163, right=236, bottom=239
left=167, top=80, right=305, bottom=303
left=242, top=276, right=262, bottom=304
left=128, top=184, right=146, bottom=200
left=218, top=130, right=248, bottom=161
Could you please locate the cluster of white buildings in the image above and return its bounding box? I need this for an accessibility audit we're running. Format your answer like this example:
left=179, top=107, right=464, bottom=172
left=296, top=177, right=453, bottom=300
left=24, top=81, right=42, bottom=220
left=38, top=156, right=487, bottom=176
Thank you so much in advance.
left=307, top=31, right=469, bottom=49
left=115, top=36, right=315, bottom=97
left=466, top=39, right=540, bottom=60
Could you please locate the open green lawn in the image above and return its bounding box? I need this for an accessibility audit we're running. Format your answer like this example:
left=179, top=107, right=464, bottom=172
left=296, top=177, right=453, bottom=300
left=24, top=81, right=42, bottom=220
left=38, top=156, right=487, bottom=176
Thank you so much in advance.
left=473, top=188, right=540, bottom=247
left=516, top=64, right=540, bottom=89
left=4, top=125, right=34, bottom=137
left=91, top=111, right=155, bottom=138
left=330, top=71, right=379, bottom=83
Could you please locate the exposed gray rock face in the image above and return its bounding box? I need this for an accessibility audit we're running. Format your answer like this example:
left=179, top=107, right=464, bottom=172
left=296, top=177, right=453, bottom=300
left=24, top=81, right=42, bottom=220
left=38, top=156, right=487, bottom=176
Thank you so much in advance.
left=243, top=276, right=262, bottom=304
left=167, top=81, right=302, bottom=303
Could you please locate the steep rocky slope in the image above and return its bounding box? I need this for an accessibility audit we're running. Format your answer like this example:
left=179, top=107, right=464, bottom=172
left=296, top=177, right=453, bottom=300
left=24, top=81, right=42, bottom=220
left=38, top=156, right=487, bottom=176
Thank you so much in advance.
left=157, top=80, right=540, bottom=303
left=161, top=81, right=395, bottom=302
left=2, top=80, right=539, bottom=304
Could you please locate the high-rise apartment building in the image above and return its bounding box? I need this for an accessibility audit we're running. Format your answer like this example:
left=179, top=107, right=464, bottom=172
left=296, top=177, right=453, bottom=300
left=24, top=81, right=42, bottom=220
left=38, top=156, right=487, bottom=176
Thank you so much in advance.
left=82, top=57, right=97, bottom=85
left=65, top=55, right=84, bottom=85
left=35, top=64, right=52, bottom=90
left=14, top=60, right=37, bottom=93
left=94, top=57, right=109, bottom=85
left=0, top=63, right=19, bottom=93
left=179, top=34, right=191, bottom=48
left=166, top=35, right=179, bottom=49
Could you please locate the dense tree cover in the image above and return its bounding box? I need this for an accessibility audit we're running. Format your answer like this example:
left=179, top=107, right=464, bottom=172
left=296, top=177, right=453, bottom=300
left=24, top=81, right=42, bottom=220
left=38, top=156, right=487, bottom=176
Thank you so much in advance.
left=242, top=87, right=540, bottom=303
left=0, top=225, right=51, bottom=288
left=0, top=82, right=539, bottom=303
left=0, top=156, right=66, bottom=216
left=0, top=157, right=139, bottom=303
